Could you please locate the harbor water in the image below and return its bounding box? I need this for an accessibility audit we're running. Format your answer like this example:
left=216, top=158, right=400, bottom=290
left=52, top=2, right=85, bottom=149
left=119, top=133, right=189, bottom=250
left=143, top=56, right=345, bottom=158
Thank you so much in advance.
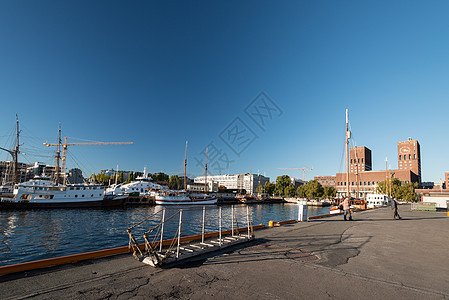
left=0, top=203, right=331, bottom=267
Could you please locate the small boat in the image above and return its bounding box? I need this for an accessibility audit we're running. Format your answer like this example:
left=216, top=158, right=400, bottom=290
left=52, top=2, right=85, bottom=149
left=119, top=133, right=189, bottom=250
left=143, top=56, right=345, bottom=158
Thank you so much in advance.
left=236, top=194, right=261, bottom=204
left=329, top=198, right=366, bottom=214
left=0, top=176, right=125, bottom=209
left=154, top=190, right=217, bottom=205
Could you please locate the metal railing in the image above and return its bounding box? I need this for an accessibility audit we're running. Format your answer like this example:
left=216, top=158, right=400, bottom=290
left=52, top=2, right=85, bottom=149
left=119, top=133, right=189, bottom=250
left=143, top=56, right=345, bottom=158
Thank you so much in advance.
left=127, top=205, right=253, bottom=265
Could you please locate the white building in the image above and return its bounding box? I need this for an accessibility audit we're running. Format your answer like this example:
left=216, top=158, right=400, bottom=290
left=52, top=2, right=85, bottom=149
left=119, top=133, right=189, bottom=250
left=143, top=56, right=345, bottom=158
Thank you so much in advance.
left=187, top=181, right=219, bottom=193
left=194, top=173, right=270, bottom=195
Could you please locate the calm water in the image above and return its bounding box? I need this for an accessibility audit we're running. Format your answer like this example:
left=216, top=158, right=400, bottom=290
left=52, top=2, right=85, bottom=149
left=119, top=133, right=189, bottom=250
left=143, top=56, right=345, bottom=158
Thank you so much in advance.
left=0, top=203, right=330, bottom=266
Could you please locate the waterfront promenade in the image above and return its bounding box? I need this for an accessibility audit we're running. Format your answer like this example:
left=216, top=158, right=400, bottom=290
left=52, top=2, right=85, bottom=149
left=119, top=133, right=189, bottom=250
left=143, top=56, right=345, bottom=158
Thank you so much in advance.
left=2, top=204, right=449, bottom=299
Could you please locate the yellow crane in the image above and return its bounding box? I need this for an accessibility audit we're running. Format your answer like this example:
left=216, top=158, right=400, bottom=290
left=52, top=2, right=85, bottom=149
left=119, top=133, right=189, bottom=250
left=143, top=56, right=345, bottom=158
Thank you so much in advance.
left=277, top=166, right=313, bottom=182
left=43, top=125, right=133, bottom=184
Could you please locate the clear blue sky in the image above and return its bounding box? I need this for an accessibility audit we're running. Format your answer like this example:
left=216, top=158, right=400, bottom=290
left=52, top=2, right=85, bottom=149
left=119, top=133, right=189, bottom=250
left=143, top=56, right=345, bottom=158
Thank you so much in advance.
left=0, top=1, right=448, bottom=182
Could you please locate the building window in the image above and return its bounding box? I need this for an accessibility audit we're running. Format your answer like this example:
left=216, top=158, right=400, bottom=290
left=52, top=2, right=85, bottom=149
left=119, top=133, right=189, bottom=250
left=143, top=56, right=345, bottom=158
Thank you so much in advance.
left=399, top=155, right=401, bottom=160
left=409, top=154, right=411, bottom=159
left=414, top=154, right=416, bottom=159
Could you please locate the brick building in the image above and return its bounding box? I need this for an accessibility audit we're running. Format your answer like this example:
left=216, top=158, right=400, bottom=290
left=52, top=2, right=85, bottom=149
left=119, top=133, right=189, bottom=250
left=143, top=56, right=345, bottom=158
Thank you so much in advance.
left=397, top=139, right=421, bottom=182
left=314, top=176, right=336, bottom=187
left=350, top=146, right=372, bottom=173
left=336, top=139, right=421, bottom=199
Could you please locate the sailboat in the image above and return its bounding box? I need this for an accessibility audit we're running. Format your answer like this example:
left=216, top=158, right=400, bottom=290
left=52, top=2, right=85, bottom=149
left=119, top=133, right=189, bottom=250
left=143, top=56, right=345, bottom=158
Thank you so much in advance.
left=0, top=125, right=128, bottom=208
left=154, top=141, right=218, bottom=205
left=330, top=109, right=366, bottom=214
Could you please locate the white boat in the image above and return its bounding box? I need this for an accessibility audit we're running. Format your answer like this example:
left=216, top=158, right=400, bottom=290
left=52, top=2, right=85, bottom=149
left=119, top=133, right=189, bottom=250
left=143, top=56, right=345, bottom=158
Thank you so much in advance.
left=105, top=176, right=163, bottom=197
left=154, top=190, right=218, bottom=205
left=366, top=193, right=390, bottom=208
left=0, top=176, right=125, bottom=208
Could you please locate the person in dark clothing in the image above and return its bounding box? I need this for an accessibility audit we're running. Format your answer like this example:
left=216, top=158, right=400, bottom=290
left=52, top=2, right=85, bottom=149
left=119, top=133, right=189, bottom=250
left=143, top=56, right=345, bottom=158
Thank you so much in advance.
left=391, top=198, right=401, bottom=219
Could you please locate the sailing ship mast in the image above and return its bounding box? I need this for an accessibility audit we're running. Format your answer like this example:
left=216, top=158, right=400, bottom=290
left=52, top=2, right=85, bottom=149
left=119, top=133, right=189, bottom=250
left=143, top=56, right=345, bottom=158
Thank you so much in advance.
left=0, top=115, right=22, bottom=185
left=184, top=141, right=188, bottom=191
left=385, top=158, right=392, bottom=199
left=204, top=147, right=208, bottom=193
left=345, top=109, right=351, bottom=198
left=55, top=124, right=62, bottom=184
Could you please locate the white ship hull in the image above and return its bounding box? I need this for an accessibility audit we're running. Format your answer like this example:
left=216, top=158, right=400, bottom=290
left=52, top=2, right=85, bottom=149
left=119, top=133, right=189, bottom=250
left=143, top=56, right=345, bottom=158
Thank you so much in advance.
left=0, top=178, right=125, bottom=208
left=155, top=194, right=218, bottom=205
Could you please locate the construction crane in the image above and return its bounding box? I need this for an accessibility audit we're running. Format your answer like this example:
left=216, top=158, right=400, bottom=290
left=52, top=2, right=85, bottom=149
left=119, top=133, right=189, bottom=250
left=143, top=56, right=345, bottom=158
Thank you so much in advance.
left=43, top=125, right=133, bottom=184
left=277, top=166, right=313, bottom=182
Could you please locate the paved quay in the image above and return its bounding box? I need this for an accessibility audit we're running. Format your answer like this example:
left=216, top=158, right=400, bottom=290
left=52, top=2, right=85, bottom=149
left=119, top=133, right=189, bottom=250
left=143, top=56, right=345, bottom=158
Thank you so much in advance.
left=2, top=204, right=449, bottom=299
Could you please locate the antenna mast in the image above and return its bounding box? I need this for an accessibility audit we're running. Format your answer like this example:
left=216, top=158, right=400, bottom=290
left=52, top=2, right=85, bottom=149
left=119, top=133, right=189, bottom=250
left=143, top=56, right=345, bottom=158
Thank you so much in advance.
left=346, top=109, right=351, bottom=198
left=184, top=141, right=188, bottom=191
left=13, top=114, right=21, bottom=185
left=204, top=147, right=208, bottom=193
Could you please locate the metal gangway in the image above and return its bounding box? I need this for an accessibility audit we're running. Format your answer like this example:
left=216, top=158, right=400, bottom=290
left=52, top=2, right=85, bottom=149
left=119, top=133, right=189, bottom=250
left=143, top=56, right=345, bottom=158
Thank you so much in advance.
left=127, top=205, right=254, bottom=267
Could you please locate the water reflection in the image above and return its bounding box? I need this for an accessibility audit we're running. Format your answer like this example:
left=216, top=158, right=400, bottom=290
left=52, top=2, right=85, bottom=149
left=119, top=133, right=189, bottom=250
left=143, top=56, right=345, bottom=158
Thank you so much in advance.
left=0, top=203, right=330, bottom=266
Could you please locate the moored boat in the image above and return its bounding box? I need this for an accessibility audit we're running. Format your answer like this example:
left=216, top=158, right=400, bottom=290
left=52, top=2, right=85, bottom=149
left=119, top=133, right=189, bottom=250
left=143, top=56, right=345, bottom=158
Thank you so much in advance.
left=154, top=190, right=217, bottom=205
left=0, top=176, right=125, bottom=209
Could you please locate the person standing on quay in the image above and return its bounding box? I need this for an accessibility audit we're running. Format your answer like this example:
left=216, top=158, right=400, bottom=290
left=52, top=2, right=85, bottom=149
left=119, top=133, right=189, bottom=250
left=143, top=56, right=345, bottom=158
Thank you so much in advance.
left=391, top=198, right=401, bottom=219
left=343, top=197, right=352, bottom=221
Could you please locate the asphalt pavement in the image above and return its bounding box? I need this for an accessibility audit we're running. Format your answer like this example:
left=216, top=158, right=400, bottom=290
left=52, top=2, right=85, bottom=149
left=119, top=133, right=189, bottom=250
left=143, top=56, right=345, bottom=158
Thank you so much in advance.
left=1, top=204, right=449, bottom=299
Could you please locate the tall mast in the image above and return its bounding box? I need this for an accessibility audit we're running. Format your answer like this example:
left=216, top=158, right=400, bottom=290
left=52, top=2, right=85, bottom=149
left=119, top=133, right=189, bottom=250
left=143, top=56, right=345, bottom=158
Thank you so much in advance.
left=388, top=165, right=393, bottom=198
left=115, top=164, right=119, bottom=185
left=55, top=124, right=61, bottom=184
left=204, top=147, right=208, bottom=193
left=61, top=137, right=68, bottom=184
left=184, top=141, right=188, bottom=191
left=385, top=157, right=389, bottom=198
left=345, top=109, right=351, bottom=198
left=355, top=147, right=359, bottom=199
left=13, top=114, right=21, bottom=185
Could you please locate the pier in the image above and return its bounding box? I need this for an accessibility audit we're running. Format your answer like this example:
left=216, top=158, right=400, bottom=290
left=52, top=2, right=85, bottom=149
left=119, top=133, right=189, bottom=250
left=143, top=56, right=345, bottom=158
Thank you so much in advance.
left=1, top=204, right=449, bottom=299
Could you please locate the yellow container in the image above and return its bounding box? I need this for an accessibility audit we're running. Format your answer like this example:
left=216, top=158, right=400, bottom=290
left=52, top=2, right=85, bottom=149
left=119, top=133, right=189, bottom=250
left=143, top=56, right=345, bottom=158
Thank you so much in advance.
left=268, top=220, right=274, bottom=227
left=447, top=211, right=449, bottom=217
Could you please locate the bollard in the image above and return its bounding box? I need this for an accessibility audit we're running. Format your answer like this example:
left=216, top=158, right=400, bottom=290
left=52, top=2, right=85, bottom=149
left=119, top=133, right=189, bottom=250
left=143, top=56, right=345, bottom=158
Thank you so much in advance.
left=297, top=200, right=308, bottom=222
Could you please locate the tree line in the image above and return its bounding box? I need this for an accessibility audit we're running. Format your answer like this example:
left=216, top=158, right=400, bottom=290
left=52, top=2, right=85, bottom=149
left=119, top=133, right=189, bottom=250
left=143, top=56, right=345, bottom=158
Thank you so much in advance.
left=89, top=171, right=171, bottom=185
left=376, top=178, right=418, bottom=201
left=256, top=175, right=337, bottom=199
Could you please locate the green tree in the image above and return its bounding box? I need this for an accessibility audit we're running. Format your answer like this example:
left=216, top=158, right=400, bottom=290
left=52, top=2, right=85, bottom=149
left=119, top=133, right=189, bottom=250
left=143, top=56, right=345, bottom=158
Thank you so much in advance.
left=323, top=186, right=337, bottom=199
left=400, top=182, right=418, bottom=201
left=297, top=185, right=306, bottom=198
left=275, top=175, right=291, bottom=196
left=285, top=184, right=296, bottom=197
left=376, top=179, right=418, bottom=201
left=264, top=182, right=275, bottom=196
left=376, top=178, right=401, bottom=198
left=169, top=175, right=181, bottom=190
left=153, top=172, right=169, bottom=183
left=304, top=180, right=324, bottom=199
left=126, top=171, right=134, bottom=183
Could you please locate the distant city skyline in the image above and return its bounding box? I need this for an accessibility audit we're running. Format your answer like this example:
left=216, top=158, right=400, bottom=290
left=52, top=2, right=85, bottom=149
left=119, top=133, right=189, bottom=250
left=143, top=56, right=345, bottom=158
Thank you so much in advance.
left=0, top=1, right=448, bottom=182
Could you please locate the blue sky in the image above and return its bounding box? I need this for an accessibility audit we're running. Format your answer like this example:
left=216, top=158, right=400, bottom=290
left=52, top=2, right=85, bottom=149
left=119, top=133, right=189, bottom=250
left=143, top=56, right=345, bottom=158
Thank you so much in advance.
left=0, top=1, right=448, bottom=182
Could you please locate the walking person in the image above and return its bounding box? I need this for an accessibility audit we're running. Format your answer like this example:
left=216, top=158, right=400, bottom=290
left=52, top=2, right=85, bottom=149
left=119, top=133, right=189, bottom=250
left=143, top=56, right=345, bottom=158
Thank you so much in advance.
left=391, top=198, right=401, bottom=219
left=343, top=197, right=352, bottom=221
